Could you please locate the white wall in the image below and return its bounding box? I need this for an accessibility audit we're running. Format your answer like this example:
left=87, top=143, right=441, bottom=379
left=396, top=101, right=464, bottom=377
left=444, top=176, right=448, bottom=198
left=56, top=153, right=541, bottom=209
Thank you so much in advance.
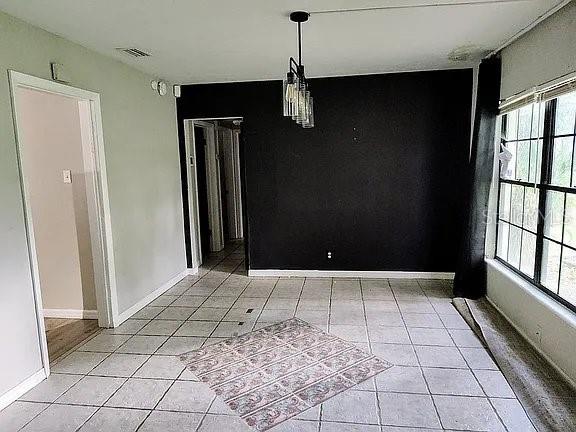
left=487, top=2, right=576, bottom=386
left=17, top=87, right=97, bottom=312
left=500, top=1, right=576, bottom=99
left=0, top=10, right=186, bottom=401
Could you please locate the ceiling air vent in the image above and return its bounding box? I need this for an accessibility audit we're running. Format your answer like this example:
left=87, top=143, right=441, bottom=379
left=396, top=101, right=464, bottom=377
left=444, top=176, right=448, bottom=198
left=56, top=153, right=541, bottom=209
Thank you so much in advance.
left=116, top=48, right=151, bottom=58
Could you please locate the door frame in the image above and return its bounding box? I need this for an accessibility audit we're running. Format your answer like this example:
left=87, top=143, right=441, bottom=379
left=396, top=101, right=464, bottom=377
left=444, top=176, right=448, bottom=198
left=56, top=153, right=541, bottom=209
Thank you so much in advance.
left=183, top=117, right=243, bottom=265
left=8, top=71, right=118, bottom=375
left=220, top=127, right=243, bottom=239
left=231, top=129, right=244, bottom=238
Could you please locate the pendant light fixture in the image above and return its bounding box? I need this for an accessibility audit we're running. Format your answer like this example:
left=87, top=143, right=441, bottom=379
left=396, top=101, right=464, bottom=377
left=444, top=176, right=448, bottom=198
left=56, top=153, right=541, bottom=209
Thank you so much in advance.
left=283, top=11, right=314, bottom=128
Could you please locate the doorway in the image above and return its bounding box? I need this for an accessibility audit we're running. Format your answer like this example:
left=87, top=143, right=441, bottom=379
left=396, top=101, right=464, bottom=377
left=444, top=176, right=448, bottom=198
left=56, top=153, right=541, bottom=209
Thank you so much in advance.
left=9, top=71, right=116, bottom=371
left=182, top=118, right=244, bottom=268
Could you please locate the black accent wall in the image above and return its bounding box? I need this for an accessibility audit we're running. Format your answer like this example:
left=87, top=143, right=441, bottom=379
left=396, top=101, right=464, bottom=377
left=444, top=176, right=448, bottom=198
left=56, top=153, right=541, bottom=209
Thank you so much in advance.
left=177, top=69, right=473, bottom=271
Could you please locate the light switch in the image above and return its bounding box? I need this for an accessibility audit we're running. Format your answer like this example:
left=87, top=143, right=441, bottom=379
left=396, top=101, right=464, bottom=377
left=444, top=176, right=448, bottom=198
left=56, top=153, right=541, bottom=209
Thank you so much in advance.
left=62, top=169, right=72, bottom=184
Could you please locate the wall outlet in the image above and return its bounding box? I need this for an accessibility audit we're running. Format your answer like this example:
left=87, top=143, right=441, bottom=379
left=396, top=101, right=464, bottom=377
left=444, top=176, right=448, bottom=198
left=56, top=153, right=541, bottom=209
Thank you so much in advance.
left=327, top=251, right=332, bottom=259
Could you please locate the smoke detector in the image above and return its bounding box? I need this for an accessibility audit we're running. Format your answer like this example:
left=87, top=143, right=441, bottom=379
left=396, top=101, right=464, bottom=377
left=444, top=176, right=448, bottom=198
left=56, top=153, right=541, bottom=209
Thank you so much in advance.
left=448, top=45, right=488, bottom=62
left=116, top=48, right=151, bottom=58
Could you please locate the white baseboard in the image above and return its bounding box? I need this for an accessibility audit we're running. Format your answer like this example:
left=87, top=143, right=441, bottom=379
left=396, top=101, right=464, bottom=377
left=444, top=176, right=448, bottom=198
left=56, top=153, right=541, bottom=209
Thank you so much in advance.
left=0, top=369, right=46, bottom=410
left=247, top=269, right=455, bottom=279
left=43, top=309, right=98, bottom=319
left=187, top=267, right=198, bottom=276
left=115, top=269, right=189, bottom=326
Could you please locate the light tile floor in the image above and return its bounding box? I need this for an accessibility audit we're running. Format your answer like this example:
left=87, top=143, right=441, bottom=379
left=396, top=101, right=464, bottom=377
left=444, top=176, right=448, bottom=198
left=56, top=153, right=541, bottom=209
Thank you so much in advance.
left=0, top=242, right=536, bottom=432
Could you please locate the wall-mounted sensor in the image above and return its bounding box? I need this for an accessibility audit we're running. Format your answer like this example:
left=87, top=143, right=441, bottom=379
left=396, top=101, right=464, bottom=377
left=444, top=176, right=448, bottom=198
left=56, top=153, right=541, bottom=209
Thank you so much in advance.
left=50, top=62, right=70, bottom=83
left=150, top=79, right=168, bottom=96
left=173, top=85, right=181, bottom=98
left=327, top=251, right=332, bottom=259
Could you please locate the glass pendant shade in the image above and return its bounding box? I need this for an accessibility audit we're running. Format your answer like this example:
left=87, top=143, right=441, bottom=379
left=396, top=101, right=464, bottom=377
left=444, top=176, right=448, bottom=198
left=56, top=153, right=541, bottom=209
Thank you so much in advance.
left=296, top=86, right=307, bottom=124
left=283, top=74, right=298, bottom=117
left=283, top=11, right=314, bottom=128
left=303, top=93, right=314, bottom=128
left=282, top=79, right=290, bottom=116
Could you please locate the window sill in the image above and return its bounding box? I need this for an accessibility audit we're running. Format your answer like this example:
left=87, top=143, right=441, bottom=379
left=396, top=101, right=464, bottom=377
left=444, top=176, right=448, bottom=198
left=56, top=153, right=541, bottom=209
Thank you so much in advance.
left=486, top=259, right=576, bottom=325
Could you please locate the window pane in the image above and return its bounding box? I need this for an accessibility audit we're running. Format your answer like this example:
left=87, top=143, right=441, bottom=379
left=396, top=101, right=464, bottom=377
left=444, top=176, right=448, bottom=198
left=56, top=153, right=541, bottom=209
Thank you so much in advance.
left=544, top=191, right=564, bottom=242
left=550, top=137, right=573, bottom=186
left=497, top=221, right=509, bottom=260
left=499, top=183, right=511, bottom=222
left=573, top=149, right=576, bottom=188
left=528, top=139, right=542, bottom=183
left=559, top=247, right=576, bottom=307
left=502, top=141, right=517, bottom=180
left=505, top=110, right=518, bottom=141
left=497, top=98, right=576, bottom=310
left=541, top=240, right=561, bottom=292
left=565, top=194, right=576, bottom=249
left=554, top=92, right=576, bottom=136
left=520, top=231, right=536, bottom=277
left=508, top=225, right=521, bottom=268
left=518, top=105, right=532, bottom=140
left=510, top=185, right=524, bottom=226
left=523, top=187, right=539, bottom=232
left=531, top=103, right=545, bottom=139
left=516, top=141, right=530, bottom=181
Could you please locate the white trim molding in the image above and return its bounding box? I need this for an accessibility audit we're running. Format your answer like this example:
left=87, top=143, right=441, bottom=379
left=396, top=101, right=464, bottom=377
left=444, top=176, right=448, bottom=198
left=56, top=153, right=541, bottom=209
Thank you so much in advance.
left=248, top=269, right=455, bottom=279
left=0, top=369, right=46, bottom=411
left=187, top=267, right=199, bottom=276
left=115, top=269, right=189, bottom=326
left=43, top=309, right=98, bottom=319
left=8, top=70, right=118, bottom=382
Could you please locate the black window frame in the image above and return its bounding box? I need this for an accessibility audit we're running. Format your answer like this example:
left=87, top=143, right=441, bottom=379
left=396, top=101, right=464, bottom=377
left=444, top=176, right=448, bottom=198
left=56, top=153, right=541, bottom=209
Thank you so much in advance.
left=495, top=93, right=576, bottom=313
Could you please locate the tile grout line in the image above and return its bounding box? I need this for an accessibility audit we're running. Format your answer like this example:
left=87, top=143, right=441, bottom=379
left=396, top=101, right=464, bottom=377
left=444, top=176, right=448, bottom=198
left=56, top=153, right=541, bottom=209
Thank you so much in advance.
left=21, top=243, right=243, bottom=432
left=318, top=277, right=334, bottom=425
left=394, top=279, right=444, bottom=430
left=166, top=242, right=246, bottom=432
left=360, top=278, right=384, bottom=430
left=428, top=282, right=511, bottom=432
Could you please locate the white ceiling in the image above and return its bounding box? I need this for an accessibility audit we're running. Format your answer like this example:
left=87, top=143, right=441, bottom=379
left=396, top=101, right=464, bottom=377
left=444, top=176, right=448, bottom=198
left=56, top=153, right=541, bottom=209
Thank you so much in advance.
left=0, top=0, right=564, bottom=83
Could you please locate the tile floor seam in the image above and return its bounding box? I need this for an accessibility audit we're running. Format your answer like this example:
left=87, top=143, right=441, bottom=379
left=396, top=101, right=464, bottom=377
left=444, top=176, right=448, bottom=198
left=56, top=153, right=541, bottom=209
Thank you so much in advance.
left=14, top=401, right=52, bottom=432
left=360, top=278, right=384, bottom=429
left=440, top=315, right=517, bottom=432
left=198, top=260, right=259, bottom=342
left=393, top=279, right=445, bottom=431
left=68, top=286, right=215, bottom=431
left=133, top=376, right=181, bottom=431
left=69, top=374, right=131, bottom=431
left=140, top=243, right=244, bottom=432
left=249, top=276, right=281, bottom=332
left=318, top=277, right=334, bottom=425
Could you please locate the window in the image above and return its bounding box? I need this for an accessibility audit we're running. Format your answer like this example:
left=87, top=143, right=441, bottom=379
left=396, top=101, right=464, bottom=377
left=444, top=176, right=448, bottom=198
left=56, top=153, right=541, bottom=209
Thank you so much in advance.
left=496, top=90, right=576, bottom=311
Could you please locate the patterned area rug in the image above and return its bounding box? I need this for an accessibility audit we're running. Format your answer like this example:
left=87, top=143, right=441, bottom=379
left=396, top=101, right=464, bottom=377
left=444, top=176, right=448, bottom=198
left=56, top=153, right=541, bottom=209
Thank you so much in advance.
left=180, top=318, right=392, bottom=431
